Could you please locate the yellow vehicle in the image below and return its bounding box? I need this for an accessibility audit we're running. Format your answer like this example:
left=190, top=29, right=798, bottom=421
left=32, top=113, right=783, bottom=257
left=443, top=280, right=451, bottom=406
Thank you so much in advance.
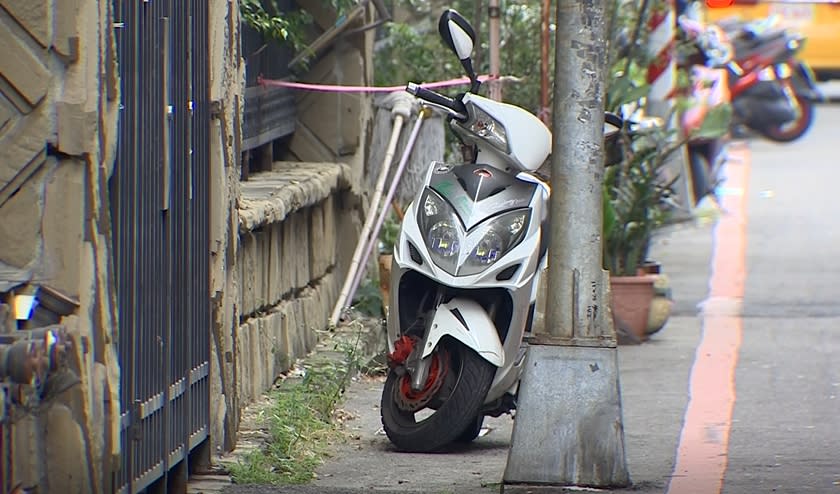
left=705, top=0, right=840, bottom=80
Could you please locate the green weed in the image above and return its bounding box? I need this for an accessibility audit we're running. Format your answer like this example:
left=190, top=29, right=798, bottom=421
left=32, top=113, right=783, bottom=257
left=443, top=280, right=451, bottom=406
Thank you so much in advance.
left=227, top=326, right=367, bottom=485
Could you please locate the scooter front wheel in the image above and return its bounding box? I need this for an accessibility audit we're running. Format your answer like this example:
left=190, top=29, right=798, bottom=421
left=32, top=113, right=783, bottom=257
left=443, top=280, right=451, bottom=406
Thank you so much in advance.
left=760, top=96, right=814, bottom=143
left=380, top=339, right=495, bottom=452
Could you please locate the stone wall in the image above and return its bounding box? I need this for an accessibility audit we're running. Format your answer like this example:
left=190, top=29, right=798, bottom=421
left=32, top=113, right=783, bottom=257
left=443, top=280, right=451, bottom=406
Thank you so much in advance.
left=234, top=162, right=354, bottom=406
left=1, top=2, right=377, bottom=489
left=0, top=0, right=121, bottom=492
left=206, top=0, right=247, bottom=456
left=207, top=2, right=374, bottom=455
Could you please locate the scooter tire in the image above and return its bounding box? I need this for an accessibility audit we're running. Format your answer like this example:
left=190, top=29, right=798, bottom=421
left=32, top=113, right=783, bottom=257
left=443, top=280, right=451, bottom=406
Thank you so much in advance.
left=455, top=415, right=485, bottom=443
left=759, top=97, right=814, bottom=143
left=380, top=340, right=496, bottom=453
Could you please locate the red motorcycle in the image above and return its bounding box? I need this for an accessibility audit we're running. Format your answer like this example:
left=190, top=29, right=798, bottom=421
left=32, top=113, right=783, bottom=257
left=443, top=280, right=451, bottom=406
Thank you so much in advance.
left=719, top=15, right=821, bottom=141
left=679, top=16, right=818, bottom=143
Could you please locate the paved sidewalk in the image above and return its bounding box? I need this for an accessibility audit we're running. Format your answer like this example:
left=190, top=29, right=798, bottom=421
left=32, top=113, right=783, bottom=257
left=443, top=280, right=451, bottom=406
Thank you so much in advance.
left=218, top=185, right=716, bottom=494
left=221, top=105, right=840, bottom=494
left=218, top=217, right=711, bottom=494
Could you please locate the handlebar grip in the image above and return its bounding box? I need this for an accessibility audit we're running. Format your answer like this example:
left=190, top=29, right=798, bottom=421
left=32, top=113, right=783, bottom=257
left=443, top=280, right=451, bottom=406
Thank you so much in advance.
left=406, top=82, right=459, bottom=110
left=604, top=112, right=624, bottom=128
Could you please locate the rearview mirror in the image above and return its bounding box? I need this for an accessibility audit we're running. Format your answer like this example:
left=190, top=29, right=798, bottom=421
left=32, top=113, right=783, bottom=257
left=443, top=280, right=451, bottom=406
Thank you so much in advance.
left=439, top=9, right=475, bottom=60
left=438, top=10, right=479, bottom=91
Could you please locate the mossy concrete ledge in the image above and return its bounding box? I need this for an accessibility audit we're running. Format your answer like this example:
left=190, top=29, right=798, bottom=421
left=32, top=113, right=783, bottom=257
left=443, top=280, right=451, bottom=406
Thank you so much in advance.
left=238, top=161, right=353, bottom=234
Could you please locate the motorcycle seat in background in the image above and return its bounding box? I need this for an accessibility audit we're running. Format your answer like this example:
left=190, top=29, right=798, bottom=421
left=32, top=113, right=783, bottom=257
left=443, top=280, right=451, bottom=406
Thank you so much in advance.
left=732, top=29, right=788, bottom=60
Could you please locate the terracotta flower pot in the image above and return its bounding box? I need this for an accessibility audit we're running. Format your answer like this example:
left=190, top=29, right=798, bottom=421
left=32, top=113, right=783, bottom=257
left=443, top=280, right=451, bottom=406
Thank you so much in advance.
left=610, top=274, right=656, bottom=344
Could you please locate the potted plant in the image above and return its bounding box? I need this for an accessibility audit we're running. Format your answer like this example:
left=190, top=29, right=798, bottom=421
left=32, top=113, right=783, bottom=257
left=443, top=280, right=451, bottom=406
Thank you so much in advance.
left=602, top=119, right=677, bottom=343
left=602, top=94, right=731, bottom=343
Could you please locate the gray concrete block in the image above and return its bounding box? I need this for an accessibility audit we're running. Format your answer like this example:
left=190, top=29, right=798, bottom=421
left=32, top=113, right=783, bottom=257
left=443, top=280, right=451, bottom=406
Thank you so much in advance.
left=0, top=162, right=44, bottom=267
left=258, top=317, right=272, bottom=393
left=56, top=102, right=99, bottom=157
left=238, top=233, right=257, bottom=317
left=300, top=288, right=314, bottom=330
left=0, top=24, right=49, bottom=106
left=268, top=224, right=283, bottom=303
left=323, top=195, right=337, bottom=269
left=235, top=323, right=249, bottom=404
left=294, top=210, right=310, bottom=289
left=252, top=230, right=268, bottom=311
left=309, top=202, right=326, bottom=277
left=309, top=285, right=326, bottom=332
left=47, top=395, right=92, bottom=493
left=324, top=270, right=339, bottom=312
left=42, top=159, right=84, bottom=298
left=281, top=218, right=297, bottom=294
left=265, top=310, right=282, bottom=378
left=298, top=295, right=319, bottom=353
left=285, top=299, right=301, bottom=359
left=291, top=299, right=309, bottom=357
left=1, top=0, right=54, bottom=48
left=249, top=320, right=261, bottom=402
left=503, top=345, right=630, bottom=488
left=276, top=303, right=293, bottom=372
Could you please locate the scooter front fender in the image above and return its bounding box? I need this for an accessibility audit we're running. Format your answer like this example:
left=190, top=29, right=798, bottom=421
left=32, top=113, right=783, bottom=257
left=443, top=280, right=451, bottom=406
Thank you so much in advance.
left=421, top=298, right=504, bottom=367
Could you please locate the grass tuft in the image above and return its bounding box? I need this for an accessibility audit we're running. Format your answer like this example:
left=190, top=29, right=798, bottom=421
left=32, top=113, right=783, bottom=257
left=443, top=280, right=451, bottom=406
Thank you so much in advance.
left=227, top=324, right=368, bottom=485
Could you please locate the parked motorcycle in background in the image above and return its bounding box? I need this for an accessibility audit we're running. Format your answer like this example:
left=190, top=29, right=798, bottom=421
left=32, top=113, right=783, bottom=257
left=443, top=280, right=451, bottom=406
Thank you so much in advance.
left=679, top=14, right=820, bottom=143
left=380, top=9, right=623, bottom=452
left=720, top=14, right=822, bottom=141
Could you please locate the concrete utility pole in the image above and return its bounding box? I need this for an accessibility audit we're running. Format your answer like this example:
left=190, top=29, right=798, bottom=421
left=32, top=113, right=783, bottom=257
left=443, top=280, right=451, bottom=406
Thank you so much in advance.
left=488, top=0, right=502, bottom=101
left=502, top=0, right=631, bottom=489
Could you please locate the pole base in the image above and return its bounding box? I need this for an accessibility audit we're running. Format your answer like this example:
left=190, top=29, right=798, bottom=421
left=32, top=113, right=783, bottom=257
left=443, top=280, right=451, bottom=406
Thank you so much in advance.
left=502, top=345, right=630, bottom=489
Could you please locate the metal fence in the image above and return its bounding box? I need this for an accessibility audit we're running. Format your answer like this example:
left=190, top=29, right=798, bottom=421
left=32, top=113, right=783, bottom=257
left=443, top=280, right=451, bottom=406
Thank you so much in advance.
left=110, top=0, right=211, bottom=492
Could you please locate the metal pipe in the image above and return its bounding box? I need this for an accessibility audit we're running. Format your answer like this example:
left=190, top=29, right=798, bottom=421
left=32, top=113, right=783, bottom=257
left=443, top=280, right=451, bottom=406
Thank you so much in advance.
left=330, top=95, right=415, bottom=326
left=345, top=107, right=429, bottom=309
left=546, top=0, right=610, bottom=339
left=0, top=328, right=70, bottom=387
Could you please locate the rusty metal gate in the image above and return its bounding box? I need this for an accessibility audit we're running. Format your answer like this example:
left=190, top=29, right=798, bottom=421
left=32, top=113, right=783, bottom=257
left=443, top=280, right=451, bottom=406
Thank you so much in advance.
left=110, top=0, right=211, bottom=492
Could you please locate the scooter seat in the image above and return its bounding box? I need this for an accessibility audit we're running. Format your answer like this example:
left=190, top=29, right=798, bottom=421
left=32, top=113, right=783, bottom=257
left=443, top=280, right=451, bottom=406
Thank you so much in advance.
left=732, top=29, right=790, bottom=63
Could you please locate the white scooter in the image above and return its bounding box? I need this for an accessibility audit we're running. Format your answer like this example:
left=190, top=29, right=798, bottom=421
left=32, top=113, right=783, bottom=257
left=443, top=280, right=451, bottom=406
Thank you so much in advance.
left=380, top=9, right=623, bottom=452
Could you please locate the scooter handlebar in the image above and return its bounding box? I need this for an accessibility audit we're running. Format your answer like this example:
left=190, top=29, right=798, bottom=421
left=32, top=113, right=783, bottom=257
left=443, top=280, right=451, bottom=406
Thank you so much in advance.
left=406, top=83, right=466, bottom=116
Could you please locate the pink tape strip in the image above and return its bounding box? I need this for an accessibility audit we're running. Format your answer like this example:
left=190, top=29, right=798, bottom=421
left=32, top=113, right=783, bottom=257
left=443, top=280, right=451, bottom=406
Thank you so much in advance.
left=258, top=74, right=496, bottom=93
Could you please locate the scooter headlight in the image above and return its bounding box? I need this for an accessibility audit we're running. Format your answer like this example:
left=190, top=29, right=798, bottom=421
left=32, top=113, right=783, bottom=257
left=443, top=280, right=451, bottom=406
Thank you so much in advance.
left=418, top=189, right=462, bottom=274
left=460, top=209, right=531, bottom=276
left=428, top=220, right=460, bottom=257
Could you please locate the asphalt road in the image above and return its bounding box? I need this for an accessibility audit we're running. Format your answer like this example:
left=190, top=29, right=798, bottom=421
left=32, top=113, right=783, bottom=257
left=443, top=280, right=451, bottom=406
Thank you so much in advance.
left=722, top=104, right=840, bottom=494
left=221, top=104, right=840, bottom=494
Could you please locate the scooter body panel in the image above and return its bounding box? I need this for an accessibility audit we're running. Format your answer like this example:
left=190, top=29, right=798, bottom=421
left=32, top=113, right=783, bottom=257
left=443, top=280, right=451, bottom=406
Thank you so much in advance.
left=387, top=159, right=549, bottom=407
left=419, top=298, right=504, bottom=366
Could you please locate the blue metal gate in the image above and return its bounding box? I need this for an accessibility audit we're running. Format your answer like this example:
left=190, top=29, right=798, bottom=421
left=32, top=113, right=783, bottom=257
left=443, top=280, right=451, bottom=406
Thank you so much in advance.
left=110, top=0, right=211, bottom=492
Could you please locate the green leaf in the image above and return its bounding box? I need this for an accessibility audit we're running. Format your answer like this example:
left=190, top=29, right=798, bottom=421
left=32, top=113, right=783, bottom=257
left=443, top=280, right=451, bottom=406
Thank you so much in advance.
left=693, top=103, right=733, bottom=140
left=620, top=82, right=651, bottom=107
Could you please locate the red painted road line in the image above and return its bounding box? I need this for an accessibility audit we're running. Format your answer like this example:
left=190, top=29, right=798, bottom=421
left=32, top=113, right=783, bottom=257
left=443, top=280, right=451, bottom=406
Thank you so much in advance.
left=667, top=144, right=751, bottom=494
